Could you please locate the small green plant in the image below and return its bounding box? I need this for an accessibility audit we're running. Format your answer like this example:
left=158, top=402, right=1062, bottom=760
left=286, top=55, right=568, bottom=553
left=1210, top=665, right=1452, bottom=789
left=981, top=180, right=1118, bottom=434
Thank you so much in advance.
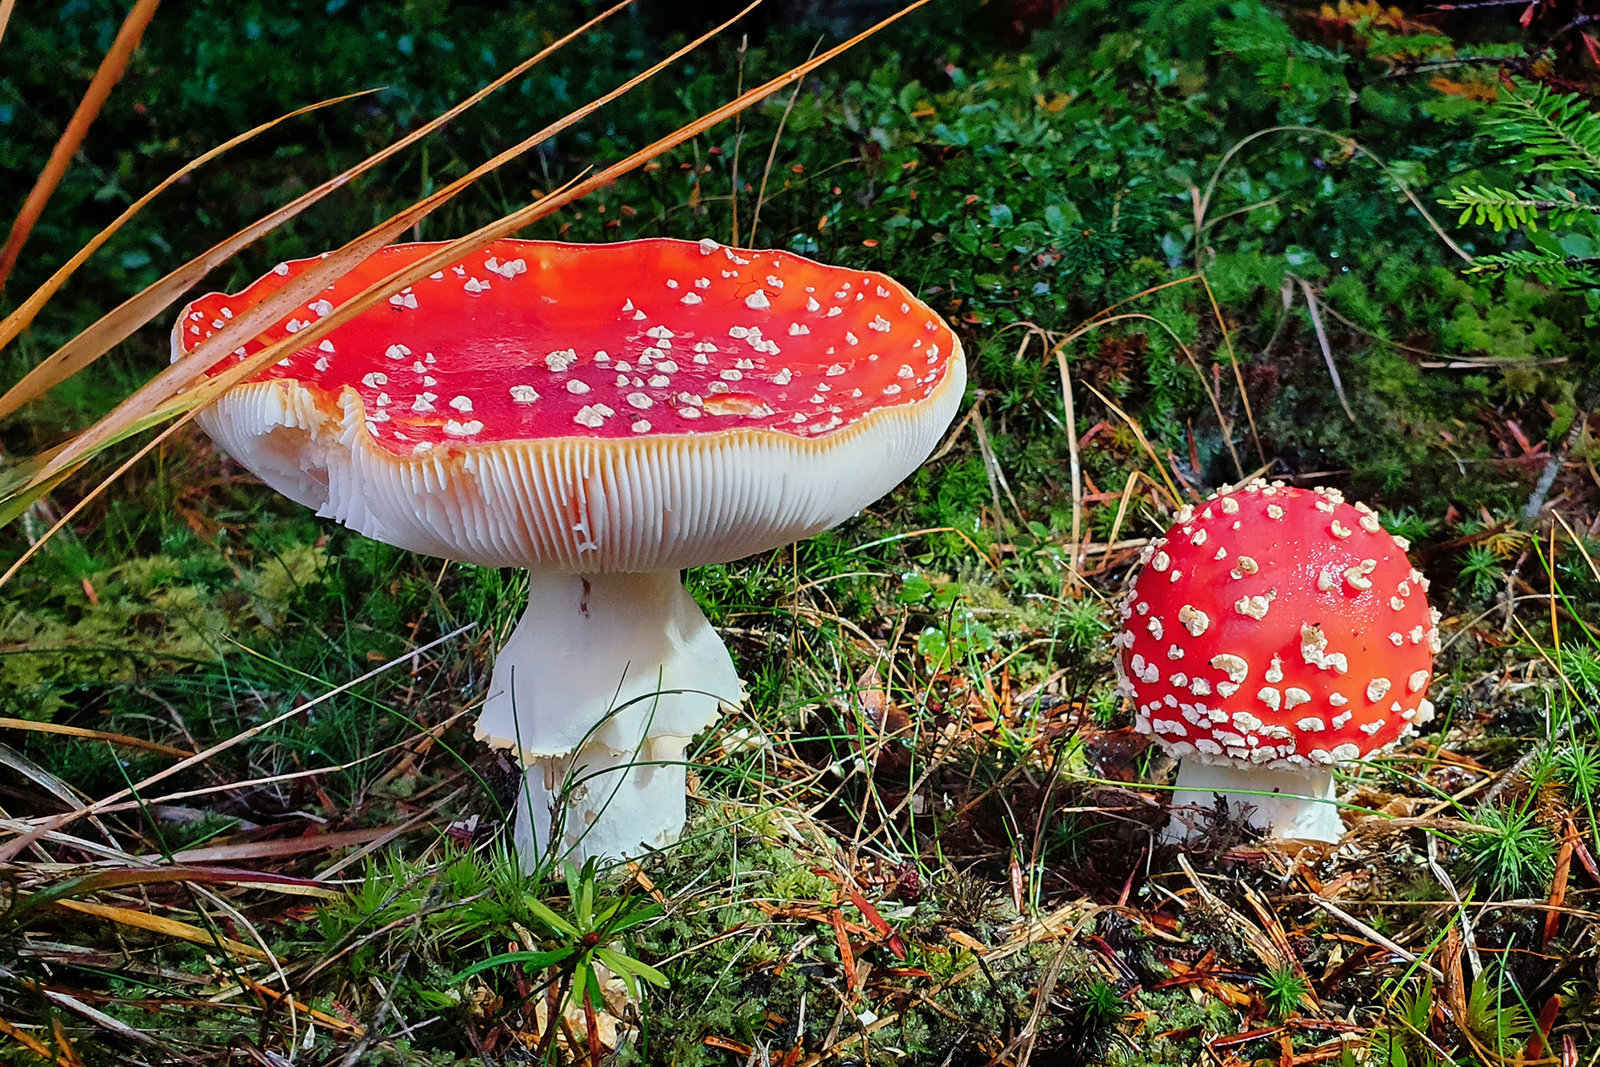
left=1367, top=975, right=1444, bottom=1067
left=1258, top=966, right=1312, bottom=1020
left=1554, top=737, right=1600, bottom=804
left=1458, top=803, right=1558, bottom=897
left=1457, top=544, right=1505, bottom=600
left=1049, top=977, right=1129, bottom=1066
left=1465, top=966, right=1534, bottom=1058
left=453, top=859, right=667, bottom=1013
left=1055, top=596, right=1110, bottom=652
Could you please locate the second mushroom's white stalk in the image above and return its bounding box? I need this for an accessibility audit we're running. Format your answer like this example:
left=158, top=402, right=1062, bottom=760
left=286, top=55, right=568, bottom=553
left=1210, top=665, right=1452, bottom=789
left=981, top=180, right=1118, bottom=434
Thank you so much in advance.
left=1164, top=760, right=1342, bottom=844
left=474, top=570, right=741, bottom=863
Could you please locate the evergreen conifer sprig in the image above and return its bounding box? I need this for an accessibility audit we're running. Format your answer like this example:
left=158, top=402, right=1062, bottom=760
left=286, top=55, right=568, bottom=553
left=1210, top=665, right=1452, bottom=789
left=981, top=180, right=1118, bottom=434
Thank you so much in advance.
left=1441, top=84, right=1600, bottom=302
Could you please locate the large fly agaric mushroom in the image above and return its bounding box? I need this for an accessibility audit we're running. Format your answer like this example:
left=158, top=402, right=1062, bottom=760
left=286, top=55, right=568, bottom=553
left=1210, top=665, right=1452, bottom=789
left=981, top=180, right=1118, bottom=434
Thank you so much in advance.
left=1114, top=480, right=1438, bottom=843
left=173, top=237, right=964, bottom=863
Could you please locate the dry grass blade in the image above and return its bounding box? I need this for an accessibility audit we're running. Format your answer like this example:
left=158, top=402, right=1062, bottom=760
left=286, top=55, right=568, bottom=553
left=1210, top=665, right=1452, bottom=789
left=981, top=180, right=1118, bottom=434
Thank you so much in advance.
left=0, top=416, right=186, bottom=582
left=1195, top=124, right=1470, bottom=263
left=0, top=0, right=16, bottom=49
left=1196, top=273, right=1262, bottom=471
left=232, top=977, right=365, bottom=1037
left=5, top=866, right=344, bottom=923
left=1292, top=274, right=1356, bottom=422
left=1081, top=380, right=1183, bottom=504
left=49, top=898, right=271, bottom=962
left=87, top=708, right=471, bottom=816
left=0, top=1015, right=67, bottom=1066
left=0, top=742, right=87, bottom=810
left=0, top=716, right=192, bottom=759
left=0, top=6, right=755, bottom=549
left=747, top=38, right=820, bottom=245
left=1054, top=341, right=1083, bottom=589
left=1057, top=290, right=1244, bottom=480
left=0, top=0, right=756, bottom=526
left=0, top=0, right=637, bottom=422
left=0, top=0, right=163, bottom=289
left=39, top=991, right=172, bottom=1055
left=7, top=624, right=471, bottom=837
left=151, top=827, right=398, bottom=865
left=1051, top=311, right=1202, bottom=502
left=0, top=90, right=376, bottom=370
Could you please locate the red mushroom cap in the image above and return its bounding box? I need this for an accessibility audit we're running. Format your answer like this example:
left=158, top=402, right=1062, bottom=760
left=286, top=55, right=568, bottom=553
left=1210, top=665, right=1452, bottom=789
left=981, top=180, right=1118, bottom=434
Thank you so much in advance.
left=175, top=238, right=957, bottom=451
left=172, top=238, right=965, bottom=572
left=1115, top=481, right=1438, bottom=770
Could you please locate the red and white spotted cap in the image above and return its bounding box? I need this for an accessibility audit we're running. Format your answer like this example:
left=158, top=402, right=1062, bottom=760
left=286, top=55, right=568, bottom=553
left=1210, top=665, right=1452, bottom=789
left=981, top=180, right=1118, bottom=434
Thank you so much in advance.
left=1114, top=480, right=1438, bottom=771
left=172, top=237, right=964, bottom=570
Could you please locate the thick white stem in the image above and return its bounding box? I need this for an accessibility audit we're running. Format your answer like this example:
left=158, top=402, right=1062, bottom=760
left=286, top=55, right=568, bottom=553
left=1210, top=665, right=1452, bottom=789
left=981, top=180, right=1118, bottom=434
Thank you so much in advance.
left=1164, top=761, right=1343, bottom=844
left=473, top=570, right=741, bottom=863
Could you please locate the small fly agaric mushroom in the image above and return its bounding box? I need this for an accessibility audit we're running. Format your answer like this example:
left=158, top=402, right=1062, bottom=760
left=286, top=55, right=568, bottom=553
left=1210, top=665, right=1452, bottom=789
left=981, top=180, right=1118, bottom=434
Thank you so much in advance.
left=173, top=237, right=964, bottom=862
left=1114, top=480, right=1438, bottom=843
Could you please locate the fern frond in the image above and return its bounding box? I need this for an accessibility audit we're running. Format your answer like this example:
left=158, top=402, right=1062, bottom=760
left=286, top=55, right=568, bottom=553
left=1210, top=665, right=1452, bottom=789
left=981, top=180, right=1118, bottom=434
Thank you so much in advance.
left=1486, top=84, right=1600, bottom=174
left=1441, top=184, right=1600, bottom=232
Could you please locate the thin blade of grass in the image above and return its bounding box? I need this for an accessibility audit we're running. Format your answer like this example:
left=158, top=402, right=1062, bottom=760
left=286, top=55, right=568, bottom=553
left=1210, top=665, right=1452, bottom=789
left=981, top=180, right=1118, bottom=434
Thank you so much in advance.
left=0, top=0, right=164, bottom=289
left=747, top=38, right=820, bottom=245
left=3, top=0, right=759, bottom=513
left=1059, top=276, right=1235, bottom=489
left=1051, top=308, right=1224, bottom=491
left=5, top=866, right=340, bottom=926
left=9, top=625, right=472, bottom=837
left=1291, top=274, right=1355, bottom=422
left=1080, top=379, right=1182, bottom=504
left=0, top=90, right=377, bottom=369
left=0, top=0, right=17, bottom=48
left=231, top=978, right=366, bottom=1037
left=39, top=991, right=172, bottom=1055
left=0, top=741, right=87, bottom=810
left=152, top=827, right=399, bottom=865
left=0, top=716, right=193, bottom=758
left=0, top=1016, right=65, bottom=1066
left=1055, top=345, right=1083, bottom=590
left=1195, top=273, right=1258, bottom=473
left=0, top=0, right=639, bottom=422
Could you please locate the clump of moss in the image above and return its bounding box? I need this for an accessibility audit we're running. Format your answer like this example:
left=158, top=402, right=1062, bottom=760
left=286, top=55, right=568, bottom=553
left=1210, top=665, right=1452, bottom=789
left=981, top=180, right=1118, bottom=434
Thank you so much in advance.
left=621, top=812, right=1092, bottom=1066
left=1, top=542, right=327, bottom=720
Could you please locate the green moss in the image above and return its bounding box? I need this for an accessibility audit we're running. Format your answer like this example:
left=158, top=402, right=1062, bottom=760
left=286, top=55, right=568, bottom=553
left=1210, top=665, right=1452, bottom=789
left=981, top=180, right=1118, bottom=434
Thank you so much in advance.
left=0, top=542, right=327, bottom=720
left=1126, top=988, right=1239, bottom=1065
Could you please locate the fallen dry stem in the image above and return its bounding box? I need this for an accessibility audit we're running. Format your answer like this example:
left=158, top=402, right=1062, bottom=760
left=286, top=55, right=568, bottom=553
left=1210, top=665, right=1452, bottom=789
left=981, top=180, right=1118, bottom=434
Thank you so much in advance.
left=0, top=716, right=192, bottom=759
